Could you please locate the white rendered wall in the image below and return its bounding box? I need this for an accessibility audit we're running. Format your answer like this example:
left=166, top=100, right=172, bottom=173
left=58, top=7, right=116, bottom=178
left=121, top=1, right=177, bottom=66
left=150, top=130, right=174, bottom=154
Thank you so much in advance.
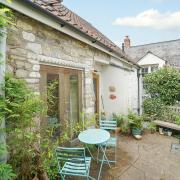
left=97, top=64, right=138, bottom=115
left=138, top=53, right=166, bottom=67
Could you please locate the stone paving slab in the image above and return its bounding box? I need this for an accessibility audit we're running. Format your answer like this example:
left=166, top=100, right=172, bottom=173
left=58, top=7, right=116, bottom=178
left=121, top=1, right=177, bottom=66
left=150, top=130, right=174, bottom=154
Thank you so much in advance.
left=98, top=133, right=180, bottom=180
left=70, top=133, right=180, bottom=180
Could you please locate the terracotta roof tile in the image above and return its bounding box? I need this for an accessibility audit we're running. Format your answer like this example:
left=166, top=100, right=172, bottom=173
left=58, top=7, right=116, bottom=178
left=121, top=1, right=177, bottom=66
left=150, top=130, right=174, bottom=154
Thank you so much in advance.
left=30, top=0, right=136, bottom=65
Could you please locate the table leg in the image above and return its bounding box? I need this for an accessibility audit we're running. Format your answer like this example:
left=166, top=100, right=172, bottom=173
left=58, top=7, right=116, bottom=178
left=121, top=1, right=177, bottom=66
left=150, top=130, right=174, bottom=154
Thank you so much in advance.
left=98, top=145, right=111, bottom=168
left=85, top=145, right=95, bottom=160
left=97, top=143, right=111, bottom=180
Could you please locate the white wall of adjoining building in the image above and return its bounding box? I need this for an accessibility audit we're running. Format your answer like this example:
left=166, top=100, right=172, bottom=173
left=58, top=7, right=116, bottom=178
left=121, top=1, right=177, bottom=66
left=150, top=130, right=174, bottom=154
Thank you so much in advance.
left=95, top=62, right=138, bottom=115
left=138, top=53, right=166, bottom=67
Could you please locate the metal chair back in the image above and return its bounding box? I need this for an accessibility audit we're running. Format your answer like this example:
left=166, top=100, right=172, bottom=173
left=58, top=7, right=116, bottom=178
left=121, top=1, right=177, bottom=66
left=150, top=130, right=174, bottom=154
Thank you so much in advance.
left=99, top=118, right=117, bottom=131
left=55, top=147, right=87, bottom=177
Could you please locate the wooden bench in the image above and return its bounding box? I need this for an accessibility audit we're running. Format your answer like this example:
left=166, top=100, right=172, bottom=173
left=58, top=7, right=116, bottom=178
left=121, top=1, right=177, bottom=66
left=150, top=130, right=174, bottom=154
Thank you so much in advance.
left=154, top=120, right=180, bottom=131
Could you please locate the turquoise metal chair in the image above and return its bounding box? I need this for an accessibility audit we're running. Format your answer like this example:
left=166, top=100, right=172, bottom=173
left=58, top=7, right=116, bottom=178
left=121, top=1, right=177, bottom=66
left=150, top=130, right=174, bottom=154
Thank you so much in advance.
left=97, top=117, right=117, bottom=164
left=55, top=147, right=95, bottom=180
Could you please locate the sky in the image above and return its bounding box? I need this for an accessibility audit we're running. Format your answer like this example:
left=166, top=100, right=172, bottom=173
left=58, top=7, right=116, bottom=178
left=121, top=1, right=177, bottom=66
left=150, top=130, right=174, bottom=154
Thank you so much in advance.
left=62, top=0, right=180, bottom=47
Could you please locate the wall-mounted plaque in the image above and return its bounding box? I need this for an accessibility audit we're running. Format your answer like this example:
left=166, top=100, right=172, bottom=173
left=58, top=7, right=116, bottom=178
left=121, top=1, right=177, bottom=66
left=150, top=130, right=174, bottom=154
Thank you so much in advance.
left=109, top=94, right=117, bottom=100
left=109, top=86, right=116, bottom=92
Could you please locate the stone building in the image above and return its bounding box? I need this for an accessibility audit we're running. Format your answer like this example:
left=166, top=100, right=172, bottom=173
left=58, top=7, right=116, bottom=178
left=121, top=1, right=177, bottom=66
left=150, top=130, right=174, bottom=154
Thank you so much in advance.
left=0, top=0, right=139, bottom=129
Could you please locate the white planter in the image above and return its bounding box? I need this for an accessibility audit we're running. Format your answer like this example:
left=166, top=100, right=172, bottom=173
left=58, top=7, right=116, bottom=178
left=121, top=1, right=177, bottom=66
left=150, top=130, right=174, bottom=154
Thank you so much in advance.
left=167, top=131, right=172, bottom=136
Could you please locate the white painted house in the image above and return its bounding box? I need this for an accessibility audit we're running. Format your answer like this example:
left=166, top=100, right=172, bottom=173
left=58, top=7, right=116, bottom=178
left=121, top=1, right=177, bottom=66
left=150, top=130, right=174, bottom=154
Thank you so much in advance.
left=138, top=51, right=166, bottom=68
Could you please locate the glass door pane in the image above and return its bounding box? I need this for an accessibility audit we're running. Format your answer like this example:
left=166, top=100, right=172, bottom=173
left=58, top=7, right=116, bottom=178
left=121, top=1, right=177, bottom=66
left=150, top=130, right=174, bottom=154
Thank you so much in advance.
left=69, top=75, right=79, bottom=125
left=47, top=74, right=59, bottom=125
left=40, top=65, right=82, bottom=139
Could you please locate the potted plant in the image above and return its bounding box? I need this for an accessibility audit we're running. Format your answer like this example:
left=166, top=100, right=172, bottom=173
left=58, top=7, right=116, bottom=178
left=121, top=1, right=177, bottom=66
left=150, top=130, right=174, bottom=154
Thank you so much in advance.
left=112, top=113, right=122, bottom=134
left=112, top=113, right=130, bottom=135
left=147, top=122, right=156, bottom=133
left=128, top=111, right=143, bottom=138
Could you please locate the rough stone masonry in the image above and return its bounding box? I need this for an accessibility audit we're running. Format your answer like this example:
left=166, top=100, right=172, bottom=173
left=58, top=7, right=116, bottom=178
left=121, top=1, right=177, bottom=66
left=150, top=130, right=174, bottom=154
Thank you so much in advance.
left=6, top=12, right=111, bottom=113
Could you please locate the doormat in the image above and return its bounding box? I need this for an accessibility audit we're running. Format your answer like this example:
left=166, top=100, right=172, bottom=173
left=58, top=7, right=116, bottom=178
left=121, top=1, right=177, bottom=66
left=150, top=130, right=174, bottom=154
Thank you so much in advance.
left=171, top=143, right=180, bottom=153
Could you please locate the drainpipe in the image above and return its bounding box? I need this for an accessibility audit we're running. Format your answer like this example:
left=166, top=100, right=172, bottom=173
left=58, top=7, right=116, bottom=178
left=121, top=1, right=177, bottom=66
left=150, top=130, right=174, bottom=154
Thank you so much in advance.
left=82, top=67, right=86, bottom=130
left=137, top=68, right=141, bottom=115
left=0, top=27, right=7, bottom=163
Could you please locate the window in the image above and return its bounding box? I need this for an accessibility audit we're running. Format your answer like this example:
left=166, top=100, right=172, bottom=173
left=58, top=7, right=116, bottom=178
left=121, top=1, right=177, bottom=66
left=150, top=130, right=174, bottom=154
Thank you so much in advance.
left=151, top=66, right=158, bottom=72
left=47, top=74, right=59, bottom=125
left=141, top=67, right=148, bottom=77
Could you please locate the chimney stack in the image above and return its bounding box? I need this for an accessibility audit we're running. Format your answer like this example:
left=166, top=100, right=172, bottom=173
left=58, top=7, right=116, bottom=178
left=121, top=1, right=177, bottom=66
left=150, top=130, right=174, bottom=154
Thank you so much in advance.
left=124, top=35, right=130, bottom=48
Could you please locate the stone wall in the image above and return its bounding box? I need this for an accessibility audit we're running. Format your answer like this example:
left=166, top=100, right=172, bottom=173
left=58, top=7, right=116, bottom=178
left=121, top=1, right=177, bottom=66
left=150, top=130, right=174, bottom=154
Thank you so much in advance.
left=6, top=12, right=111, bottom=113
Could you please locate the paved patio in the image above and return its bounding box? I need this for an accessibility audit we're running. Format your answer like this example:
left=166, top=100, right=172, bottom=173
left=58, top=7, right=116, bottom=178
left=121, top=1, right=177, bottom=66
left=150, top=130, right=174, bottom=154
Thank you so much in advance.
left=89, top=133, right=180, bottom=180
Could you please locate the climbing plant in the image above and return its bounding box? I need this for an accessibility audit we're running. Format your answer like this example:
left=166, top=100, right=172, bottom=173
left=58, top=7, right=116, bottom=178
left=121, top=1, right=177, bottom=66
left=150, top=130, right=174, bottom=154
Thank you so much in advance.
left=0, top=2, right=16, bottom=179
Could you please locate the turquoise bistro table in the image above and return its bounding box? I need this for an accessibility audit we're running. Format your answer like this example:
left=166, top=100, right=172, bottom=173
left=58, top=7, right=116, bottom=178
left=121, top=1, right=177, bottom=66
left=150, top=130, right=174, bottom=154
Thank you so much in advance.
left=78, top=129, right=110, bottom=180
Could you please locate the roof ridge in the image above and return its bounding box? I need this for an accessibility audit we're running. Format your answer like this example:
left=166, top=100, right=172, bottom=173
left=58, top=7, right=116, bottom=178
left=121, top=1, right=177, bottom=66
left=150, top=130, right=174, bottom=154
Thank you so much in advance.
left=131, top=38, right=180, bottom=48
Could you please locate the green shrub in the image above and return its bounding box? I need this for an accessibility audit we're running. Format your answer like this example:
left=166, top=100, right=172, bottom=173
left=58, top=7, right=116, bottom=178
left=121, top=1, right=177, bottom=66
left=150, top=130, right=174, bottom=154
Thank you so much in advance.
left=112, top=113, right=124, bottom=127
left=0, top=163, right=16, bottom=179
left=175, top=116, right=180, bottom=125
left=144, top=67, right=180, bottom=105
left=0, top=74, right=67, bottom=179
left=147, top=122, right=156, bottom=133
left=112, top=113, right=130, bottom=133
left=143, top=98, right=166, bottom=118
left=143, top=67, right=180, bottom=120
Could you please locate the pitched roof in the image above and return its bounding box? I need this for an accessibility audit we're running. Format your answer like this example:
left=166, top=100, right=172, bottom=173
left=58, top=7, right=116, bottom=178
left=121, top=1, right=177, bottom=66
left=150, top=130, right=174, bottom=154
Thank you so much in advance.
left=137, top=51, right=167, bottom=63
left=125, top=39, right=180, bottom=68
left=29, top=0, right=136, bottom=65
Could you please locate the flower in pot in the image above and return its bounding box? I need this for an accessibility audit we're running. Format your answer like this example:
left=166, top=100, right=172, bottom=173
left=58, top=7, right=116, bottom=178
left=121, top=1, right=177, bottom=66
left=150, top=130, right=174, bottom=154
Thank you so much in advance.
left=128, top=111, right=143, bottom=138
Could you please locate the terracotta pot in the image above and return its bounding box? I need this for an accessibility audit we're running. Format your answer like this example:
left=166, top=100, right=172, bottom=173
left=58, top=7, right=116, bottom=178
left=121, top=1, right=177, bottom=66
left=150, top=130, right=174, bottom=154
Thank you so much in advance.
left=38, top=172, right=49, bottom=180
left=33, top=176, right=39, bottom=180
left=115, top=127, right=121, bottom=135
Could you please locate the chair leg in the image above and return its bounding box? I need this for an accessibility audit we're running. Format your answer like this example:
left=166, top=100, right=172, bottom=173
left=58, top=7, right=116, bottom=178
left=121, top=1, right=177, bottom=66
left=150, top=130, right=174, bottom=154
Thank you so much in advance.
left=60, top=174, right=65, bottom=180
left=97, top=146, right=100, bottom=162
left=88, top=176, right=96, bottom=180
left=115, top=146, right=116, bottom=165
